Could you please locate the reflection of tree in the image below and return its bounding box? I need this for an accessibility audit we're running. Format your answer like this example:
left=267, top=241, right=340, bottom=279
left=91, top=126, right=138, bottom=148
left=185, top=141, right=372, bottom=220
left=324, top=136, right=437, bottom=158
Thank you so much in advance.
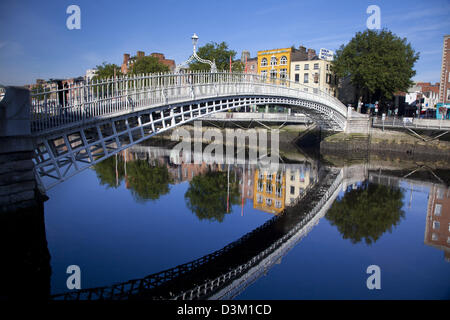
left=326, top=182, right=405, bottom=245
left=92, top=156, right=124, bottom=188
left=126, top=160, right=171, bottom=202
left=185, top=170, right=240, bottom=222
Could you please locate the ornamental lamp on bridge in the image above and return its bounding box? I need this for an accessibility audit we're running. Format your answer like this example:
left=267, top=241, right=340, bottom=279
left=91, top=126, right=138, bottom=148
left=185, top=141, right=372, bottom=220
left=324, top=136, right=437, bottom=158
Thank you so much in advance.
left=175, top=33, right=217, bottom=73
left=191, top=33, right=199, bottom=53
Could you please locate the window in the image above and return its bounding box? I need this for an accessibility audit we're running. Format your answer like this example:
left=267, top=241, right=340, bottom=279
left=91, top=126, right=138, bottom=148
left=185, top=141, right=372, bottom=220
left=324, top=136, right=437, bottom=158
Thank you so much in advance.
left=290, top=186, right=295, bottom=195
left=266, top=183, right=273, bottom=194
left=280, top=56, right=287, bottom=65
left=433, top=221, right=440, bottom=230
left=290, top=175, right=295, bottom=181
left=267, top=174, right=273, bottom=181
left=257, top=181, right=264, bottom=192
left=432, top=233, right=438, bottom=241
left=435, top=204, right=442, bottom=216
left=326, top=74, right=331, bottom=84
left=314, top=63, right=319, bottom=70
left=270, top=69, right=277, bottom=79
left=437, top=189, right=444, bottom=199
left=276, top=187, right=282, bottom=197
left=270, top=56, right=277, bottom=66
left=276, top=173, right=282, bottom=183
left=304, top=64, right=309, bottom=70
left=295, top=74, right=299, bottom=82
left=304, top=73, right=309, bottom=83
left=261, top=70, right=267, bottom=78
left=447, top=236, right=450, bottom=244
left=280, top=69, right=287, bottom=79
left=261, top=58, right=268, bottom=67
left=295, top=65, right=300, bottom=71
left=257, top=194, right=263, bottom=204
left=266, top=198, right=273, bottom=206
left=314, top=73, right=319, bottom=84
left=326, top=64, right=329, bottom=71
left=275, top=200, right=282, bottom=208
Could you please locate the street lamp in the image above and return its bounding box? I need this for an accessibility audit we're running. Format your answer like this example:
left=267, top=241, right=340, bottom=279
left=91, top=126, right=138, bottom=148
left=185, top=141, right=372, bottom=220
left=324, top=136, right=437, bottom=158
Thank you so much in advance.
left=191, top=33, right=199, bottom=53
left=175, top=33, right=217, bottom=73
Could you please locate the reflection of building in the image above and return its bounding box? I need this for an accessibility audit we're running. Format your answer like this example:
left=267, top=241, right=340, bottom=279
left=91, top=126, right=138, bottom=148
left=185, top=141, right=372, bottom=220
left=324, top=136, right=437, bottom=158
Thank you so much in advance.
left=425, top=185, right=450, bottom=262
left=285, top=162, right=317, bottom=205
left=121, top=146, right=318, bottom=215
left=253, top=169, right=286, bottom=215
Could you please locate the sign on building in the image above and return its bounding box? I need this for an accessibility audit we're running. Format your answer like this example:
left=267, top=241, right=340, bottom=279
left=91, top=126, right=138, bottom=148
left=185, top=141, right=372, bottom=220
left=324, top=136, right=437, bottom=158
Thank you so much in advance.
left=319, top=48, right=334, bottom=61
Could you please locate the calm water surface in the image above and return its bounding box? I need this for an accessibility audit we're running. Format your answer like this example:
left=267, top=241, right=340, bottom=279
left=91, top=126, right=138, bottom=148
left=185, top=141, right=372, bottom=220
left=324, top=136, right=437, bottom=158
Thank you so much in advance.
left=43, top=144, right=450, bottom=299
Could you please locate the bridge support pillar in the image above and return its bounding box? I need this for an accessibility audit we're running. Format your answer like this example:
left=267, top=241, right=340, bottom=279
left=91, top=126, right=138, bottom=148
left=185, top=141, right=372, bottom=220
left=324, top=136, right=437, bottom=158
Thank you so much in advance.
left=0, top=86, right=41, bottom=213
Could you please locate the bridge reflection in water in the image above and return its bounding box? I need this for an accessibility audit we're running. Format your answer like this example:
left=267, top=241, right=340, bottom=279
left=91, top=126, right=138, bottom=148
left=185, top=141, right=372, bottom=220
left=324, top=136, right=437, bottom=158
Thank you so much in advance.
left=52, top=153, right=343, bottom=300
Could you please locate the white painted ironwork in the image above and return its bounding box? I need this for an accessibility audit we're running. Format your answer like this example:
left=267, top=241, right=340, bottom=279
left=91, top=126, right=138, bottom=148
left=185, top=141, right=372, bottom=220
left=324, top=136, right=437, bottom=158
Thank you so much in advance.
left=29, top=71, right=351, bottom=191
left=175, top=33, right=217, bottom=73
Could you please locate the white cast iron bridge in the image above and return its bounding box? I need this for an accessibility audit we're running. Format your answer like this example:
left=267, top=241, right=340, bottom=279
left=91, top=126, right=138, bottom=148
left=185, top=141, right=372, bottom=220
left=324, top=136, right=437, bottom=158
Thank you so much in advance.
left=28, top=71, right=356, bottom=190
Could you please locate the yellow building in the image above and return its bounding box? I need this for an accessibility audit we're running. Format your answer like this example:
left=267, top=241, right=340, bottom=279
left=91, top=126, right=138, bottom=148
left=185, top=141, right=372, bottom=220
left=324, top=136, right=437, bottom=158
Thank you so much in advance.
left=253, top=169, right=286, bottom=214
left=257, top=48, right=293, bottom=80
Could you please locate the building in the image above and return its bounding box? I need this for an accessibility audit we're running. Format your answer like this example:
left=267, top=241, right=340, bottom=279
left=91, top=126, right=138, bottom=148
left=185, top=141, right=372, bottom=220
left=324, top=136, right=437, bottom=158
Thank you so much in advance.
left=245, top=57, right=258, bottom=74
left=424, top=185, right=450, bottom=262
left=439, top=35, right=450, bottom=104
left=253, top=169, right=286, bottom=215
left=284, top=163, right=317, bottom=206
left=257, top=47, right=293, bottom=80
left=121, top=51, right=176, bottom=74
left=290, top=54, right=338, bottom=97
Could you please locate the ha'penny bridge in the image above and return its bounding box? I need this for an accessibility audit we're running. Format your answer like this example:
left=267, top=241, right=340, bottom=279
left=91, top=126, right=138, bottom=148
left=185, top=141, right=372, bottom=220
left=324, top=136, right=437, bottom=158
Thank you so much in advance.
left=51, top=167, right=349, bottom=300
left=1, top=68, right=367, bottom=194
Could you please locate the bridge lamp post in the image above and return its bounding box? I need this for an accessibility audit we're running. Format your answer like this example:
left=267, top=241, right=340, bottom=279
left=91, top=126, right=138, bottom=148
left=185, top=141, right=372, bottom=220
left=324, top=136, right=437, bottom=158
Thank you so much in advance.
left=175, top=33, right=217, bottom=73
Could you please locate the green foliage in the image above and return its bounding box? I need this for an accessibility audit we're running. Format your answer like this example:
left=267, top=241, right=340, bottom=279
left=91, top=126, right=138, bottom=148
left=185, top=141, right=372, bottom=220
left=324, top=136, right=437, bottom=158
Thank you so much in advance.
left=92, top=156, right=125, bottom=188
left=325, top=182, right=405, bottom=245
left=185, top=170, right=241, bottom=222
left=131, top=56, right=170, bottom=74
left=232, top=61, right=244, bottom=72
left=189, top=42, right=237, bottom=71
left=332, top=29, right=419, bottom=102
left=126, top=160, right=172, bottom=202
left=92, top=62, right=122, bottom=80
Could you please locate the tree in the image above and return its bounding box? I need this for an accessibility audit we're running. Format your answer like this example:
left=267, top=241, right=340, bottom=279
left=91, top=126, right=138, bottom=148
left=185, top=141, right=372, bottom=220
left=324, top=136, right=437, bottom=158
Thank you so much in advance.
left=189, top=42, right=237, bottom=71
left=92, top=156, right=125, bottom=188
left=92, top=62, right=122, bottom=80
left=333, top=29, right=419, bottom=105
left=325, top=182, right=405, bottom=245
left=185, top=170, right=240, bottom=222
left=125, top=160, right=172, bottom=202
left=130, top=56, right=170, bottom=74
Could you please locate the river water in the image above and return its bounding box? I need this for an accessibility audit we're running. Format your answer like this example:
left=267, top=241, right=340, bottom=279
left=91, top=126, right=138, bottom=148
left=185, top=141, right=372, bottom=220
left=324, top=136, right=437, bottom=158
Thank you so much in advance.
left=32, top=129, right=450, bottom=299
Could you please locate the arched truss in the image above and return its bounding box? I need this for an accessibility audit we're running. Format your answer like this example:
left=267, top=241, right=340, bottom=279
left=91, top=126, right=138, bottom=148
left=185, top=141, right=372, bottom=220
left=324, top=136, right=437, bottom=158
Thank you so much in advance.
left=32, top=94, right=345, bottom=191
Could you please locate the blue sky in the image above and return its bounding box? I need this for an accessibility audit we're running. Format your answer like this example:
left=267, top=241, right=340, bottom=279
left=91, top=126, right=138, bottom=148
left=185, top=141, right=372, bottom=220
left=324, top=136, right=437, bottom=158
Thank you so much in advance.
left=0, top=0, right=449, bottom=85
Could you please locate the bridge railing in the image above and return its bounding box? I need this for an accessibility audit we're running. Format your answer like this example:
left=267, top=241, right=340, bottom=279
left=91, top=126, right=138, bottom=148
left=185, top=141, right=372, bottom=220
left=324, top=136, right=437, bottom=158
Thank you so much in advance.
left=30, top=71, right=347, bottom=134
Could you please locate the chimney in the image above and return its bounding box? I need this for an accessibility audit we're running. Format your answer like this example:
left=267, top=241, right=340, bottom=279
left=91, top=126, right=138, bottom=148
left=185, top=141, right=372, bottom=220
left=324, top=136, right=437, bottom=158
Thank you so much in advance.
left=137, top=51, right=145, bottom=58
left=307, top=48, right=316, bottom=60
left=123, top=53, right=130, bottom=64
